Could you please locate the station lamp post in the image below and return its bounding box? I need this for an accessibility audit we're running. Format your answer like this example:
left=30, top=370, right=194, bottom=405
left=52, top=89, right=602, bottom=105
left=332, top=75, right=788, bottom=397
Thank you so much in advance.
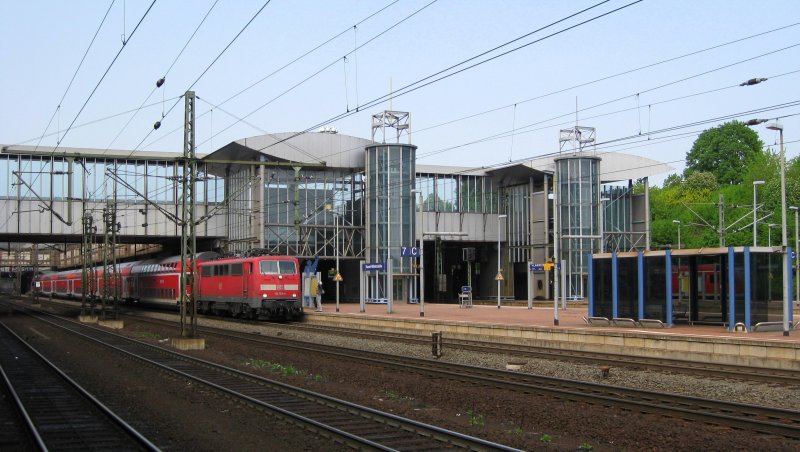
left=496, top=214, right=507, bottom=309
left=411, top=189, right=425, bottom=317
left=768, top=223, right=778, bottom=247
left=672, top=220, right=682, bottom=250
left=791, top=206, right=799, bottom=309
left=753, top=180, right=765, bottom=246
left=325, top=204, right=343, bottom=312
left=766, top=121, right=789, bottom=336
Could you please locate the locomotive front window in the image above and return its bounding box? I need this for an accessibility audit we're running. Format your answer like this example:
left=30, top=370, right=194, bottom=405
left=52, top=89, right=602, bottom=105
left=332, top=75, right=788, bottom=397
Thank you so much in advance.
left=260, top=260, right=297, bottom=275
left=260, top=261, right=279, bottom=274
left=278, top=261, right=296, bottom=274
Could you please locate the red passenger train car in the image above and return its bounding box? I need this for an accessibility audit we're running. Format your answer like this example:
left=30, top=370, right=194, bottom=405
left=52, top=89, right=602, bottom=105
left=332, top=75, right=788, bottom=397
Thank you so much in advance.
left=32, top=251, right=304, bottom=321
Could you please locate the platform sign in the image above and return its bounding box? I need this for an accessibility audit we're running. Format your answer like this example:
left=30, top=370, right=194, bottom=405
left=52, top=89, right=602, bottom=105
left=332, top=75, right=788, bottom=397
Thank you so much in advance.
left=461, top=286, right=472, bottom=293
left=530, top=263, right=560, bottom=271
left=362, top=262, right=386, bottom=271
left=400, top=246, right=421, bottom=257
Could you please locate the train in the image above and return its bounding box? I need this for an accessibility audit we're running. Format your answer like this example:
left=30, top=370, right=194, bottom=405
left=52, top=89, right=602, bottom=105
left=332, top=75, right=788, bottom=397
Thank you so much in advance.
left=32, top=251, right=304, bottom=321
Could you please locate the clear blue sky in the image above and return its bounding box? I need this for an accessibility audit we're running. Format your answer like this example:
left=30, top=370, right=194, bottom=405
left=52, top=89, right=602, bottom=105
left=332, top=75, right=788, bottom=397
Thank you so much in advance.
left=1, top=0, right=798, bottom=185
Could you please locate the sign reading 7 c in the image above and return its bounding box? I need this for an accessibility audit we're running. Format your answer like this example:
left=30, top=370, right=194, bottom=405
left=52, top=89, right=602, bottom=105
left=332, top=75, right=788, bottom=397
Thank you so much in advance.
left=400, top=246, right=421, bottom=257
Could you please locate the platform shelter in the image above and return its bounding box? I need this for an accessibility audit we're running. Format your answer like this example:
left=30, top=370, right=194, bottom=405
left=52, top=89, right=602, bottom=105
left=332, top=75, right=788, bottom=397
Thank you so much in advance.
left=589, top=247, right=794, bottom=331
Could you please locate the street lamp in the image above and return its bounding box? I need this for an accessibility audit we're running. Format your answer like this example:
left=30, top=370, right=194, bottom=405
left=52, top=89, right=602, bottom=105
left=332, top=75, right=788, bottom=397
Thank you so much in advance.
left=411, top=189, right=424, bottom=317
left=768, top=223, right=777, bottom=247
left=599, top=197, right=610, bottom=253
left=791, top=206, right=799, bottom=309
left=672, top=220, right=682, bottom=249
left=326, top=204, right=343, bottom=313
left=496, top=214, right=507, bottom=309
left=766, top=121, right=789, bottom=336
left=753, top=180, right=765, bottom=246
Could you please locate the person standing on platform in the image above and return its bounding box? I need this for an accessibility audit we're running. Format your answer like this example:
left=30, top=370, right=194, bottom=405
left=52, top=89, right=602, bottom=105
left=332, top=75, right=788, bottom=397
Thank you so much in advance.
left=315, top=279, right=324, bottom=312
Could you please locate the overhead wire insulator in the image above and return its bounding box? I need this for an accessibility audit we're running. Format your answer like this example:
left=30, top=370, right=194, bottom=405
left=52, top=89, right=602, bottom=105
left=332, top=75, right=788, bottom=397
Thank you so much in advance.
left=156, top=77, right=165, bottom=88
left=739, top=77, right=767, bottom=86
left=153, top=121, right=161, bottom=130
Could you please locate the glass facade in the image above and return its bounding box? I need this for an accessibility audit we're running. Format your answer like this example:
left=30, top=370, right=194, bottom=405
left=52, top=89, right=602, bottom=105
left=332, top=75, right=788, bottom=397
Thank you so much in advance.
left=366, top=144, right=416, bottom=301
left=0, top=154, right=224, bottom=204
left=556, top=156, right=600, bottom=299
left=414, top=173, right=498, bottom=213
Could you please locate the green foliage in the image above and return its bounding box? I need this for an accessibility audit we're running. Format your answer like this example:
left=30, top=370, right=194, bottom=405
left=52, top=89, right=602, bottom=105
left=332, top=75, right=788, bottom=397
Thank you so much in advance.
left=577, top=442, right=593, bottom=450
left=684, top=121, right=764, bottom=185
left=137, top=331, right=161, bottom=339
left=245, top=359, right=319, bottom=380
left=539, top=433, right=552, bottom=443
left=683, top=171, right=718, bottom=194
left=466, top=409, right=485, bottom=426
left=651, top=149, right=799, bottom=249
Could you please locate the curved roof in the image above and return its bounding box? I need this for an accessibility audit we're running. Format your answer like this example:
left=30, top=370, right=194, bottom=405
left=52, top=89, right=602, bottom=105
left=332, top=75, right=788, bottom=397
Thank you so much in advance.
left=205, top=132, right=372, bottom=170
left=204, top=133, right=672, bottom=183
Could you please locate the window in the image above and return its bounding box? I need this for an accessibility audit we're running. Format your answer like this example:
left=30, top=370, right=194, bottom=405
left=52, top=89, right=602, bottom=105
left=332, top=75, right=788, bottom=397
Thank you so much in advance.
left=279, top=260, right=296, bottom=274
left=231, top=263, right=243, bottom=276
left=260, top=261, right=279, bottom=274
left=260, top=260, right=296, bottom=275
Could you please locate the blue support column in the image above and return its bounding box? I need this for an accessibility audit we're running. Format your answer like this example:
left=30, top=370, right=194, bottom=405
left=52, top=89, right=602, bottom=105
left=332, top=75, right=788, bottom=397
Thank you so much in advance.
left=588, top=254, right=594, bottom=317
left=665, top=250, right=672, bottom=326
left=789, top=247, right=794, bottom=324
left=637, top=251, right=644, bottom=321
left=612, top=252, right=618, bottom=319
left=728, top=246, right=735, bottom=331
left=744, top=247, right=751, bottom=331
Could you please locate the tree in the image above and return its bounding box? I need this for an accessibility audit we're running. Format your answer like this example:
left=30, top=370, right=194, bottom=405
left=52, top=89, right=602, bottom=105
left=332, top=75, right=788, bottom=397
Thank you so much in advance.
left=684, top=121, right=764, bottom=185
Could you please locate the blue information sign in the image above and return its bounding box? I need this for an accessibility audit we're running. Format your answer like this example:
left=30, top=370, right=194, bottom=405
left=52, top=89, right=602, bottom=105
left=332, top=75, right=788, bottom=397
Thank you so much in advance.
left=362, top=262, right=386, bottom=271
left=400, top=246, right=421, bottom=257
left=530, top=264, right=544, bottom=271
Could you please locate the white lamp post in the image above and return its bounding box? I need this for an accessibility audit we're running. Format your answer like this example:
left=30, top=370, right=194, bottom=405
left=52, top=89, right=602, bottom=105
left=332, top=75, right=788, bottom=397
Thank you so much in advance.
left=599, top=197, right=610, bottom=252
left=411, top=189, right=424, bottom=317
left=791, top=206, right=799, bottom=309
left=326, top=204, right=343, bottom=313
left=672, top=220, right=681, bottom=249
left=768, top=223, right=777, bottom=247
left=496, top=214, right=507, bottom=309
left=753, top=180, right=765, bottom=246
left=766, top=121, right=789, bottom=336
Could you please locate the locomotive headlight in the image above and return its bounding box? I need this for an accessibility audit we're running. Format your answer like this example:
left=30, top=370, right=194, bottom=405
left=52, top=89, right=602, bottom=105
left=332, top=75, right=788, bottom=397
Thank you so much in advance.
left=262, top=294, right=267, bottom=298
left=292, top=293, right=296, bottom=297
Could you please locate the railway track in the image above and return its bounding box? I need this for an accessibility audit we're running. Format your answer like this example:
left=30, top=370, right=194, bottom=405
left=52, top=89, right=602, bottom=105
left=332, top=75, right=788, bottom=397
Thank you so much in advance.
left=31, top=295, right=800, bottom=386
left=0, top=320, right=158, bottom=451
left=128, top=313, right=800, bottom=440
left=288, top=320, right=800, bottom=386
left=11, top=305, right=520, bottom=451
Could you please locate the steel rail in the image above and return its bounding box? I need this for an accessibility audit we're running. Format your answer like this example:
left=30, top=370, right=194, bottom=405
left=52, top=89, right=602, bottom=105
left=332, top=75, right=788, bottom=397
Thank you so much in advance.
left=16, top=307, right=521, bottom=452
left=128, top=313, right=800, bottom=440
left=0, top=320, right=159, bottom=451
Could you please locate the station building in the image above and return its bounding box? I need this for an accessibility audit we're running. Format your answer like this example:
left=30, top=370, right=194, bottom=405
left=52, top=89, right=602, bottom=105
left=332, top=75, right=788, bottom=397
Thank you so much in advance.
left=0, top=111, right=672, bottom=303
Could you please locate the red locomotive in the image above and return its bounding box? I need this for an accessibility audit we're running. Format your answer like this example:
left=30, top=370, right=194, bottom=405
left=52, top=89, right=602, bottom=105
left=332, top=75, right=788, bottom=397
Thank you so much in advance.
left=32, top=251, right=304, bottom=321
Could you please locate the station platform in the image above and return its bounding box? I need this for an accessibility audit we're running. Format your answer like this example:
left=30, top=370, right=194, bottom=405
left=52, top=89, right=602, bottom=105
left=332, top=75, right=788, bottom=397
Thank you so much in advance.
left=305, top=300, right=800, bottom=371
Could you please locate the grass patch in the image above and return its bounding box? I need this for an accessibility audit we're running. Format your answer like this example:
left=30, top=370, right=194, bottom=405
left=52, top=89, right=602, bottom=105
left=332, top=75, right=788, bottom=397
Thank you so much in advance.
left=245, top=359, right=322, bottom=381
left=137, top=331, right=161, bottom=339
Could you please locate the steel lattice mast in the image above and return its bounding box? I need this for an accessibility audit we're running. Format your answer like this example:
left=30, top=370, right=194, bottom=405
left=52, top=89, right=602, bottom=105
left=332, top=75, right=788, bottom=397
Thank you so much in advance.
left=179, top=91, right=198, bottom=338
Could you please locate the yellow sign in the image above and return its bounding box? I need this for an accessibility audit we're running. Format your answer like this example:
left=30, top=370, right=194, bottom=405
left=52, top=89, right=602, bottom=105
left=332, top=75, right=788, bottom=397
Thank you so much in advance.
left=543, top=263, right=554, bottom=271
left=333, top=272, right=343, bottom=282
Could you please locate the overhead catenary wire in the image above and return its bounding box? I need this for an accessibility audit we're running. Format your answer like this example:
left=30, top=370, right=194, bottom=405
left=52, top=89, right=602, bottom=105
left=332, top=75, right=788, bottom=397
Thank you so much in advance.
left=195, top=0, right=439, bottom=153
left=253, top=0, right=638, bottom=153
left=47, top=0, right=158, bottom=157
left=106, top=0, right=221, bottom=150
left=33, top=0, right=116, bottom=153
left=128, top=0, right=273, bottom=156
